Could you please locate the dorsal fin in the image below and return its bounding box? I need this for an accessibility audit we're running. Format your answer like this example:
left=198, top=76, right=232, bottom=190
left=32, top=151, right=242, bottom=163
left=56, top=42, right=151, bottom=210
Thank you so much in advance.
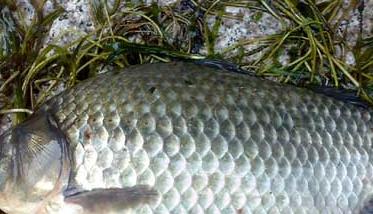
left=306, top=85, right=369, bottom=109
left=191, top=60, right=370, bottom=109
left=192, top=59, right=255, bottom=75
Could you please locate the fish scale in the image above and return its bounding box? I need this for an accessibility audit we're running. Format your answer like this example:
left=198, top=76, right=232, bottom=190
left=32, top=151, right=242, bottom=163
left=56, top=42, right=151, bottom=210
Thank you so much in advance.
left=1, top=62, right=373, bottom=213
left=38, top=62, right=373, bottom=213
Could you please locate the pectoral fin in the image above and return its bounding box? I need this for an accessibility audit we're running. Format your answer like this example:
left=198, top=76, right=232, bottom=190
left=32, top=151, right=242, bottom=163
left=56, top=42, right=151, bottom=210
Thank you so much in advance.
left=64, top=185, right=159, bottom=213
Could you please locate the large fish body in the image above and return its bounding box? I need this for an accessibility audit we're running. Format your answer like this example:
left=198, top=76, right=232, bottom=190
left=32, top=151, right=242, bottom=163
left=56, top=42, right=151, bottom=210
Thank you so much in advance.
left=1, top=62, right=373, bottom=213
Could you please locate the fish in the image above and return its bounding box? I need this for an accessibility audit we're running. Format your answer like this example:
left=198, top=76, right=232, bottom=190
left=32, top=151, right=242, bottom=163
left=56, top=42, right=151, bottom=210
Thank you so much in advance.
left=0, top=61, right=373, bottom=213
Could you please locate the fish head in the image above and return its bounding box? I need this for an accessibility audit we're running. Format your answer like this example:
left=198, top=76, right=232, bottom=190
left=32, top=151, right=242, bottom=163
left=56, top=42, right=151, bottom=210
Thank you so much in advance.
left=0, top=112, right=70, bottom=213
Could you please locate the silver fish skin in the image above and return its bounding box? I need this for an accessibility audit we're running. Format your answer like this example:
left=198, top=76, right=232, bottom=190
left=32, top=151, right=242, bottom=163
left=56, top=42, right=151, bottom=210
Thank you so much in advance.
left=1, top=61, right=373, bottom=214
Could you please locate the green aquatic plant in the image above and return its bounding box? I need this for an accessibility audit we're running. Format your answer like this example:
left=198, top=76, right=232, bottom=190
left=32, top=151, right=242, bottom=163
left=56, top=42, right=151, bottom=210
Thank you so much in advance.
left=222, top=1, right=350, bottom=84
left=0, top=0, right=210, bottom=125
left=0, top=1, right=65, bottom=123
left=216, top=0, right=373, bottom=103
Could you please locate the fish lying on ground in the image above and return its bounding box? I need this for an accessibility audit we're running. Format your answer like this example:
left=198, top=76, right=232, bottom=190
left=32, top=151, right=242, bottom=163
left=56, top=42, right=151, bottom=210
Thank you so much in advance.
left=0, top=61, right=373, bottom=214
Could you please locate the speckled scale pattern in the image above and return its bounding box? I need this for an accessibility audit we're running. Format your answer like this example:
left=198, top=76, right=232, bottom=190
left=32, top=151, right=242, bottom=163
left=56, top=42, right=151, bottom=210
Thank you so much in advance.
left=42, top=62, right=373, bottom=213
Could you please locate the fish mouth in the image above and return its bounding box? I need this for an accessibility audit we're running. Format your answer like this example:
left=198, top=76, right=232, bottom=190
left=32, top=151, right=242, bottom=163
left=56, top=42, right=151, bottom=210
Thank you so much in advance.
left=0, top=111, right=71, bottom=213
